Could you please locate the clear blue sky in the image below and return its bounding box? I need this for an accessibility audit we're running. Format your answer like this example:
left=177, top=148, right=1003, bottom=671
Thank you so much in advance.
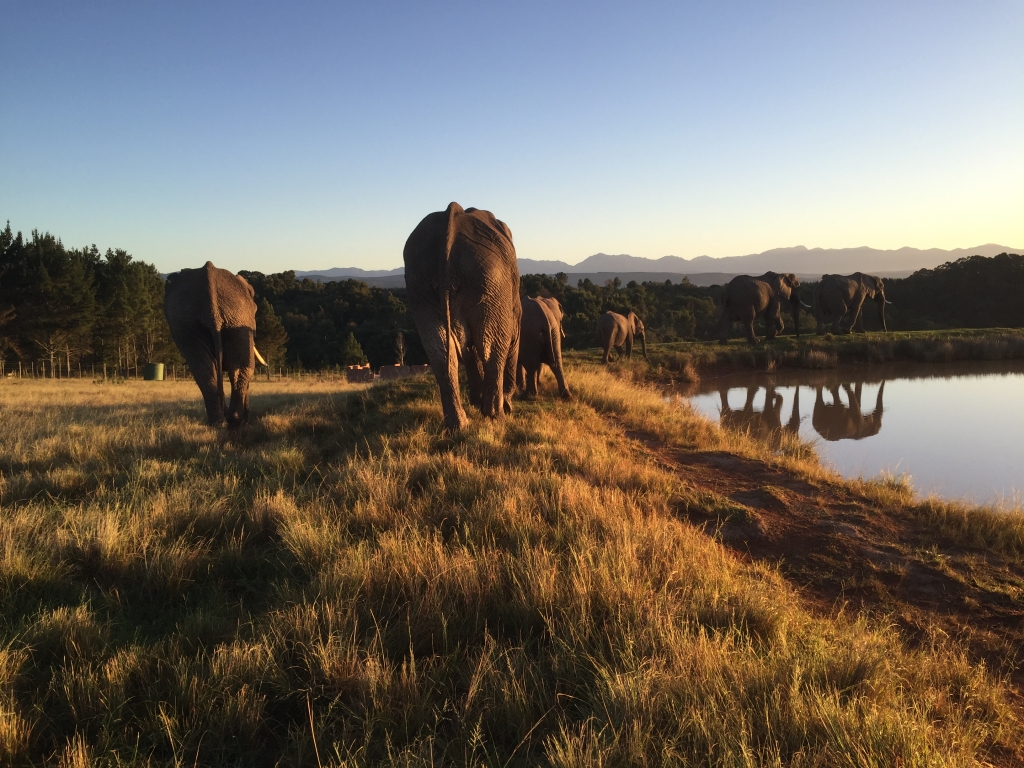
left=2, top=1, right=1022, bottom=273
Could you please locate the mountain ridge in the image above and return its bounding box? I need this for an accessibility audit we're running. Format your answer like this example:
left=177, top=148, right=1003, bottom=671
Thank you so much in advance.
left=295, top=243, right=1022, bottom=280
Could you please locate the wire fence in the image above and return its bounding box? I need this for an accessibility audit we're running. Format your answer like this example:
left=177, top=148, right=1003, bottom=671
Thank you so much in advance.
left=0, top=361, right=427, bottom=383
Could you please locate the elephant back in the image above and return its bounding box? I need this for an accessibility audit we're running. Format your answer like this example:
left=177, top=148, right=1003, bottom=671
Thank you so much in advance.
left=404, top=203, right=518, bottom=292
left=165, top=262, right=256, bottom=333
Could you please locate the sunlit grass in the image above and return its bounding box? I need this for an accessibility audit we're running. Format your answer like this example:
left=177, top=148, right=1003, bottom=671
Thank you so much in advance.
left=0, top=373, right=1019, bottom=765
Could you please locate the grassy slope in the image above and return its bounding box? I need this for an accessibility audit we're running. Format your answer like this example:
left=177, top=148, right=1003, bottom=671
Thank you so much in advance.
left=0, top=374, right=1021, bottom=766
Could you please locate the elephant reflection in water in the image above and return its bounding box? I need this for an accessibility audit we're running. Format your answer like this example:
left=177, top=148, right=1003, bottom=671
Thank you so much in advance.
left=812, top=382, right=885, bottom=441
left=719, top=386, right=801, bottom=440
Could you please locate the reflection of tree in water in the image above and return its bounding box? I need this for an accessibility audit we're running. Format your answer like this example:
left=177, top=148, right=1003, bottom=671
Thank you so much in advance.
left=812, top=382, right=885, bottom=441
left=719, top=385, right=801, bottom=441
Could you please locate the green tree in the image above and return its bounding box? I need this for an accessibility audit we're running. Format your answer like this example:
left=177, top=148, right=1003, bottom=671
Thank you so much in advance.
left=255, top=298, right=289, bottom=367
left=340, top=332, right=368, bottom=366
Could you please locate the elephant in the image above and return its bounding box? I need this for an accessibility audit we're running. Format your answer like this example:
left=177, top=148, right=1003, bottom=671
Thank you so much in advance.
left=403, top=202, right=521, bottom=431
left=811, top=381, right=884, bottom=441
left=597, top=311, right=647, bottom=363
left=717, top=272, right=806, bottom=344
left=813, top=272, right=891, bottom=334
left=517, top=296, right=571, bottom=399
left=719, top=385, right=801, bottom=441
left=164, top=261, right=267, bottom=428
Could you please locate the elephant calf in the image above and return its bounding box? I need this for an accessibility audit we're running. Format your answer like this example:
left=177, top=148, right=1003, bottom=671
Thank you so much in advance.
left=597, top=311, right=648, bottom=364
left=518, top=296, right=571, bottom=399
left=164, top=261, right=267, bottom=427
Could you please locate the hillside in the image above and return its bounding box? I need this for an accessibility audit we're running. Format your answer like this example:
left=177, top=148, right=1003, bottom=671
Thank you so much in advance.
left=0, top=371, right=1022, bottom=765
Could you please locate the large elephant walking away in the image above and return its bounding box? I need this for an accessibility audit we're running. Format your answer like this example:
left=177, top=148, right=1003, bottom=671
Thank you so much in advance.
left=404, top=202, right=521, bottom=432
left=518, top=296, right=571, bottom=399
left=164, top=262, right=267, bottom=427
left=718, top=272, right=804, bottom=344
left=812, top=381, right=885, bottom=441
left=814, top=273, right=891, bottom=334
left=597, top=311, right=647, bottom=363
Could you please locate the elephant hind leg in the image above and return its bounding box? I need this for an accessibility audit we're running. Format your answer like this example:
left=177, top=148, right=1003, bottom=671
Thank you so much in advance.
left=548, top=351, right=571, bottom=400
left=172, top=324, right=225, bottom=425
left=464, top=346, right=485, bottom=408
left=745, top=321, right=759, bottom=344
left=478, top=336, right=513, bottom=420
left=502, top=336, right=517, bottom=415
left=527, top=367, right=540, bottom=398
left=411, top=304, right=469, bottom=431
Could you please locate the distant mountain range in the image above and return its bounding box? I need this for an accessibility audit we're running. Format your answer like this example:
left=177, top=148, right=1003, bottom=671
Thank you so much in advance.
left=295, top=243, right=1021, bottom=287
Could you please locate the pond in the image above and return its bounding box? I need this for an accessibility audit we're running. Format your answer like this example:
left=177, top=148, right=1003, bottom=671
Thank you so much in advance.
left=679, top=360, right=1024, bottom=507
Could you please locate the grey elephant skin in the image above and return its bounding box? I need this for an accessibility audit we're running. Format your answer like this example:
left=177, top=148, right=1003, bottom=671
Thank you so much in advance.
left=597, top=311, right=647, bottom=363
left=518, top=296, right=571, bottom=399
left=812, top=382, right=884, bottom=441
left=718, top=272, right=802, bottom=344
left=403, top=202, right=521, bottom=432
left=164, top=261, right=262, bottom=428
left=813, top=273, right=890, bottom=334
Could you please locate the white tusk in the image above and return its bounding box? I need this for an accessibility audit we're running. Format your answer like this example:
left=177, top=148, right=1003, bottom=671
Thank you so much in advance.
left=884, top=300, right=893, bottom=305
left=801, top=301, right=813, bottom=309
left=254, top=346, right=267, bottom=366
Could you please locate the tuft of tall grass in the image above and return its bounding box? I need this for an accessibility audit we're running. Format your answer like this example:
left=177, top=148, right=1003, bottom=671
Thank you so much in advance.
left=0, top=374, right=1019, bottom=765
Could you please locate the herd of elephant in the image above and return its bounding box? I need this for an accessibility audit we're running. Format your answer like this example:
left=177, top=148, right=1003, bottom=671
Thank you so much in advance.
left=717, top=270, right=892, bottom=345
left=161, top=202, right=892, bottom=431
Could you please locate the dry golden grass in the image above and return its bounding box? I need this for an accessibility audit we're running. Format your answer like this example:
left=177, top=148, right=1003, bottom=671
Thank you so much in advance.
left=0, top=373, right=1019, bottom=765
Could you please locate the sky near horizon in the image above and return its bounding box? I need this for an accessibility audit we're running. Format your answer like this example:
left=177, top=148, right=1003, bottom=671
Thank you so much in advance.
left=2, top=2, right=1022, bottom=274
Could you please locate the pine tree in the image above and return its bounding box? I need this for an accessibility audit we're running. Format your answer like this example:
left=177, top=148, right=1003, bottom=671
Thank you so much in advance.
left=255, top=298, right=289, bottom=367
left=340, top=332, right=368, bottom=366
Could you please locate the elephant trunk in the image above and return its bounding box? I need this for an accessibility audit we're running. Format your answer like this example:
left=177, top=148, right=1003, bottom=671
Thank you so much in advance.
left=640, top=332, right=648, bottom=360
left=791, top=292, right=801, bottom=337
left=877, top=295, right=888, bottom=332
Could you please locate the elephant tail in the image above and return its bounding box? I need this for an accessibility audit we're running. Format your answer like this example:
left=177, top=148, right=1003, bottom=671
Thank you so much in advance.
left=442, top=203, right=461, bottom=381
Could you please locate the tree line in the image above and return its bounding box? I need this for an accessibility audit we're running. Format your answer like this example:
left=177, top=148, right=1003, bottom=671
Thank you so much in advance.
left=2, top=221, right=1022, bottom=375
left=0, top=224, right=175, bottom=376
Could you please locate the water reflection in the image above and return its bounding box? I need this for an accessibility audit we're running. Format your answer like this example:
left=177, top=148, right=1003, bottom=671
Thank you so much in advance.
left=679, top=360, right=1024, bottom=505
left=812, top=382, right=883, bottom=441
left=719, top=385, right=801, bottom=441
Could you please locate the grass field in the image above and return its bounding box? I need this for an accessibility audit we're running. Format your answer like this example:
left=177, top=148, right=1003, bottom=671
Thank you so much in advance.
left=1, top=372, right=1023, bottom=766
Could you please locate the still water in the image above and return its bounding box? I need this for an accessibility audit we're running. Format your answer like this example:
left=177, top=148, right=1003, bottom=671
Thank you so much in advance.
left=681, top=360, right=1024, bottom=507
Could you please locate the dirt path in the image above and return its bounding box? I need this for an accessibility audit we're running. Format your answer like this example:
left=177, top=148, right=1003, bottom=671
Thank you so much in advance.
left=616, top=420, right=1024, bottom=702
